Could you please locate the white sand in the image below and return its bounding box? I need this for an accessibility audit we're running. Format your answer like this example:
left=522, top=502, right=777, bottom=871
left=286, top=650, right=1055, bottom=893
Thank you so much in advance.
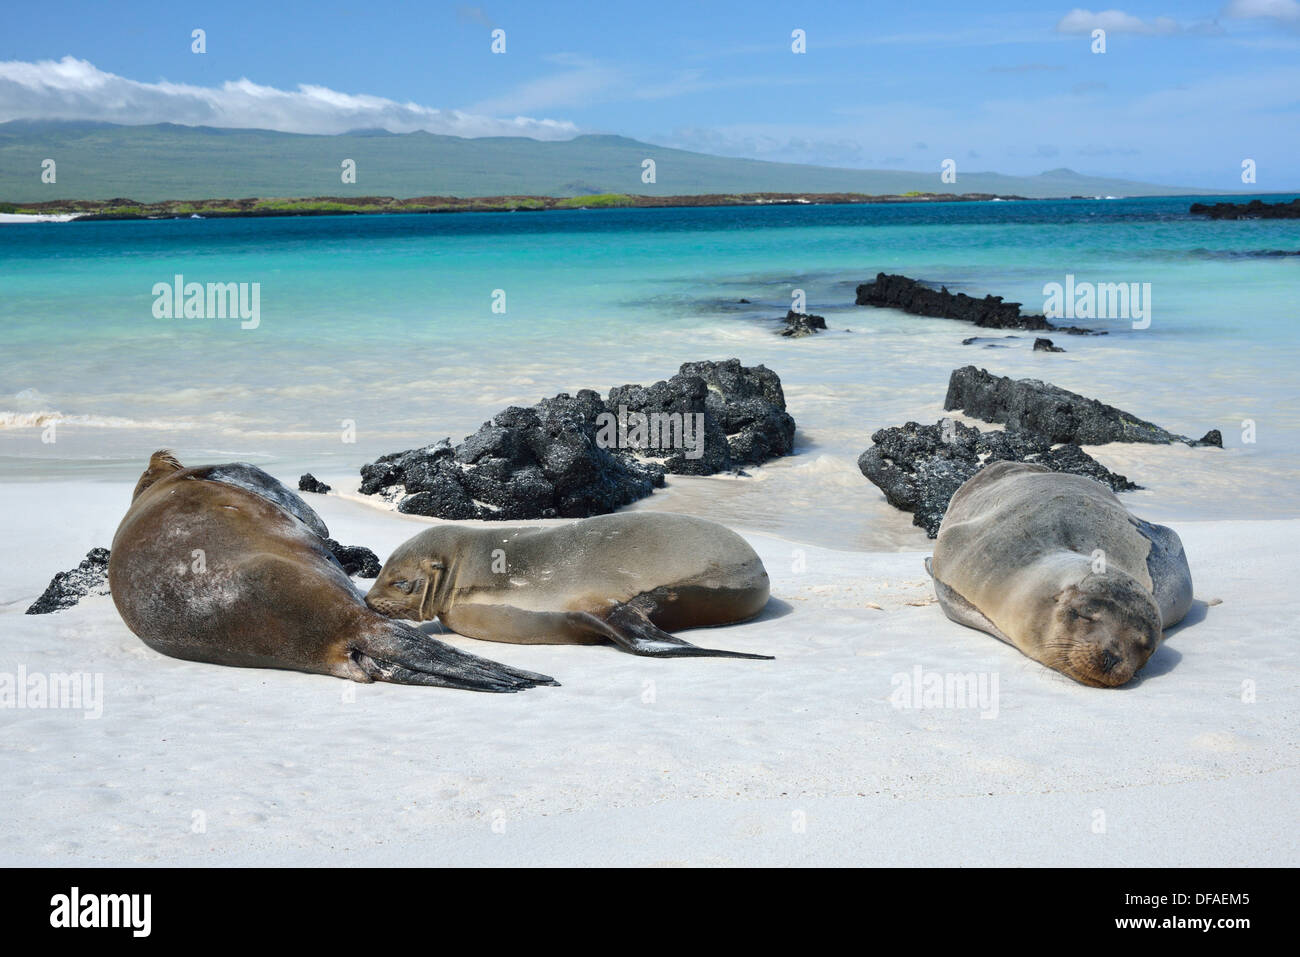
left=0, top=476, right=1295, bottom=866
left=0, top=213, right=78, bottom=224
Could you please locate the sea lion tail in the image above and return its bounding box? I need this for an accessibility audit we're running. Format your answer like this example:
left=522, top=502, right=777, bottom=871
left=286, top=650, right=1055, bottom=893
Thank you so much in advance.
left=132, top=449, right=185, bottom=499
left=350, top=620, right=559, bottom=692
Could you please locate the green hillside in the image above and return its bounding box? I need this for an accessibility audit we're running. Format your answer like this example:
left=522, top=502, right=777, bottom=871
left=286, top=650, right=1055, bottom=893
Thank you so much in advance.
left=0, top=120, right=1215, bottom=203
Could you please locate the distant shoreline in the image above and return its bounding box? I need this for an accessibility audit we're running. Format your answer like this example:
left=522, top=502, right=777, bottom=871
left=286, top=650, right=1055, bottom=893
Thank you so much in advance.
left=4, top=190, right=1056, bottom=222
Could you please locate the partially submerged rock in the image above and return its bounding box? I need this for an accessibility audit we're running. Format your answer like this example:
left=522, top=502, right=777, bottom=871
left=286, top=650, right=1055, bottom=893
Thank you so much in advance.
left=359, top=359, right=796, bottom=520
left=25, top=548, right=111, bottom=614
left=855, top=273, right=1096, bottom=334
left=1033, top=337, right=1065, bottom=353
left=945, top=366, right=1222, bottom=447
left=778, top=310, right=827, bottom=337
left=1190, top=198, right=1300, bottom=220
left=857, top=420, right=1140, bottom=537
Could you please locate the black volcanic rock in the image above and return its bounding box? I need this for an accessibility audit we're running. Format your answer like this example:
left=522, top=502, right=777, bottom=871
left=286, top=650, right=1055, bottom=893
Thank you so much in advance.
left=855, top=272, right=1096, bottom=334
left=857, top=420, right=1140, bottom=537
left=1033, top=337, right=1065, bottom=353
left=677, top=359, right=796, bottom=466
left=944, top=366, right=1221, bottom=447
left=323, top=539, right=381, bottom=578
left=778, top=310, right=827, bottom=337
left=298, top=473, right=331, bottom=493
left=25, top=548, right=111, bottom=614
left=359, top=360, right=796, bottom=519
left=1190, top=198, right=1300, bottom=220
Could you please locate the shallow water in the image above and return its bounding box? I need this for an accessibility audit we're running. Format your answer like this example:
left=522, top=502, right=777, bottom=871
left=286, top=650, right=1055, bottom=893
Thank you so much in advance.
left=2, top=196, right=1297, bottom=548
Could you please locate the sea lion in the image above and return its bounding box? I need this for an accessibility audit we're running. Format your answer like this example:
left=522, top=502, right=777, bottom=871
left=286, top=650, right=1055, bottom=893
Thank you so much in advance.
left=108, top=451, right=556, bottom=692
left=926, top=460, right=1193, bottom=687
left=365, top=512, right=773, bottom=659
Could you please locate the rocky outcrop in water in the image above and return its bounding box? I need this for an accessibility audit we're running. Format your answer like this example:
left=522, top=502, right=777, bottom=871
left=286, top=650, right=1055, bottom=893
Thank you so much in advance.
left=25, top=548, right=112, bottom=614
left=778, top=311, right=827, bottom=337
left=1190, top=198, right=1300, bottom=220
left=944, top=366, right=1221, bottom=447
left=857, top=420, right=1141, bottom=537
left=854, top=273, right=1096, bottom=334
left=1033, top=337, right=1065, bottom=353
left=359, top=359, right=796, bottom=520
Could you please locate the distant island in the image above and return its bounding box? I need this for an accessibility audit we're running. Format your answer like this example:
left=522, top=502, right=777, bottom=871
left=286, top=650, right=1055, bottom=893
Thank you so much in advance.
left=4, top=191, right=1035, bottom=221
left=0, top=121, right=1221, bottom=203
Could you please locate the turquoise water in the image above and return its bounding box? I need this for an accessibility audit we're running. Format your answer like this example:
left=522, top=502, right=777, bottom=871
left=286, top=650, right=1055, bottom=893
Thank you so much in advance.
left=2, top=196, right=1298, bottom=547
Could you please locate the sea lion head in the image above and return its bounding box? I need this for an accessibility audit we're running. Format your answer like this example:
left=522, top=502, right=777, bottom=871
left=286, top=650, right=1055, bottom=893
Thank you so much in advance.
left=365, top=527, right=462, bottom=621
left=1047, top=572, right=1163, bottom=688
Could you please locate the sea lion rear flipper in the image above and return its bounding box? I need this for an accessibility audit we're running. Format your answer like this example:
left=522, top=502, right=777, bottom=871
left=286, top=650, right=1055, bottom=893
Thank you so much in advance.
left=351, top=621, right=559, bottom=692
left=576, top=604, right=773, bottom=660
left=1131, top=517, right=1194, bottom=628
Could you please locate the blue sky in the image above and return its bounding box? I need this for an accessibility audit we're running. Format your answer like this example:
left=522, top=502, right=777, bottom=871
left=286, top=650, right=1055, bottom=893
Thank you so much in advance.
left=2, top=0, right=1299, bottom=188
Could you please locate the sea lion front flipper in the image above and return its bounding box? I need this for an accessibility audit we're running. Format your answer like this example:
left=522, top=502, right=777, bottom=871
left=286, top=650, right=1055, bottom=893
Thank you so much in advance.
left=351, top=621, right=560, bottom=692
left=575, top=604, right=773, bottom=660
left=928, top=567, right=1013, bottom=646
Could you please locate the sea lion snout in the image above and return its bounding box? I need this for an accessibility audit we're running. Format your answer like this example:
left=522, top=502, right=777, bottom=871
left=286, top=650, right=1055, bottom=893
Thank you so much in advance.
left=364, top=575, right=419, bottom=619
left=1051, top=585, right=1161, bottom=687
left=365, top=554, right=444, bottom=621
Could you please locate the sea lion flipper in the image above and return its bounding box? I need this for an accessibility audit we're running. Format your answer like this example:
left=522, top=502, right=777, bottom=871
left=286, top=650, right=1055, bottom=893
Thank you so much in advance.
left=577, top=605, right=773, bottom=660
left=930, top=573, right=1013, bottom=645
left=351, top=622, right=559, bottom=692
left=1130, top=517, right=1194, bottom=628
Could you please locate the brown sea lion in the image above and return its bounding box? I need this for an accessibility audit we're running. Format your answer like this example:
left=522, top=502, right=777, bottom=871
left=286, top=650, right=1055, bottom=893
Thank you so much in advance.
left=108, top=451, right=556, bottom=692
left=927, top=460, right=1194, bottom=687
left=365, top=512, right=773, bottom=659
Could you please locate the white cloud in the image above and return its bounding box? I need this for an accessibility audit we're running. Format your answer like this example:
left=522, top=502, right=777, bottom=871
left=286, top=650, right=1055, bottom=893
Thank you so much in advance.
left=1223, top=0, right=1300, bottom=20
left=1056, top=8, right=1182, bottom=34
left=0, top=56, right=580, bottom=139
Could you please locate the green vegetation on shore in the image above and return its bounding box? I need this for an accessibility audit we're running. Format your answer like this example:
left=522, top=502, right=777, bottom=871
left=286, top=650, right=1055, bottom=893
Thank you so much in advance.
left=4, top=190, right=1034, bottom=222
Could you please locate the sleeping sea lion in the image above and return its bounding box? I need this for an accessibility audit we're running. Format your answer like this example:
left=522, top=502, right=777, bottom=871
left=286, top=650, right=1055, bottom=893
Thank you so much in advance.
left=108, top=451, right=556, bottom=692
left=365, top=512, right=773, bottom=659
left=927, top=460, right=1193, bottom=687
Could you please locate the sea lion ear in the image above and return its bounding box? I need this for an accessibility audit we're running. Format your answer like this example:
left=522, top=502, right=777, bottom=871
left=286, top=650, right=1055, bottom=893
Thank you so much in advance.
left=132, top=449, right=184, bottom=499
left=419, top=558, right=445, bottom=575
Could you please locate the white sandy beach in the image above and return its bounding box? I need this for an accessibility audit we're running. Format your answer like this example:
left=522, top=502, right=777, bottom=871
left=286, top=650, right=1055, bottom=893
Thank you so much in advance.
left=1, top=475, right=1295, bottom=866
left=0, top=213, right=77, bottom=224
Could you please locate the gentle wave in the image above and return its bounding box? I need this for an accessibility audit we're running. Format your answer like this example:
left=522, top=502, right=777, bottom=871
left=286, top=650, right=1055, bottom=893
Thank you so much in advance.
left=0, top=410, right=198, bottom=431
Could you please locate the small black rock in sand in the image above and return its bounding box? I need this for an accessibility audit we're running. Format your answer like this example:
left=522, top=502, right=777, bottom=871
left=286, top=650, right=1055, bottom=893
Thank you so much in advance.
left=299, top=473, right=332, bottom=494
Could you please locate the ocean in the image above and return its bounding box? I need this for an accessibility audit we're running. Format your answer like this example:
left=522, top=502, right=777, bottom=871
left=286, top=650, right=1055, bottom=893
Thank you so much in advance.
left=2, top=195, right=1297, bottom=548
